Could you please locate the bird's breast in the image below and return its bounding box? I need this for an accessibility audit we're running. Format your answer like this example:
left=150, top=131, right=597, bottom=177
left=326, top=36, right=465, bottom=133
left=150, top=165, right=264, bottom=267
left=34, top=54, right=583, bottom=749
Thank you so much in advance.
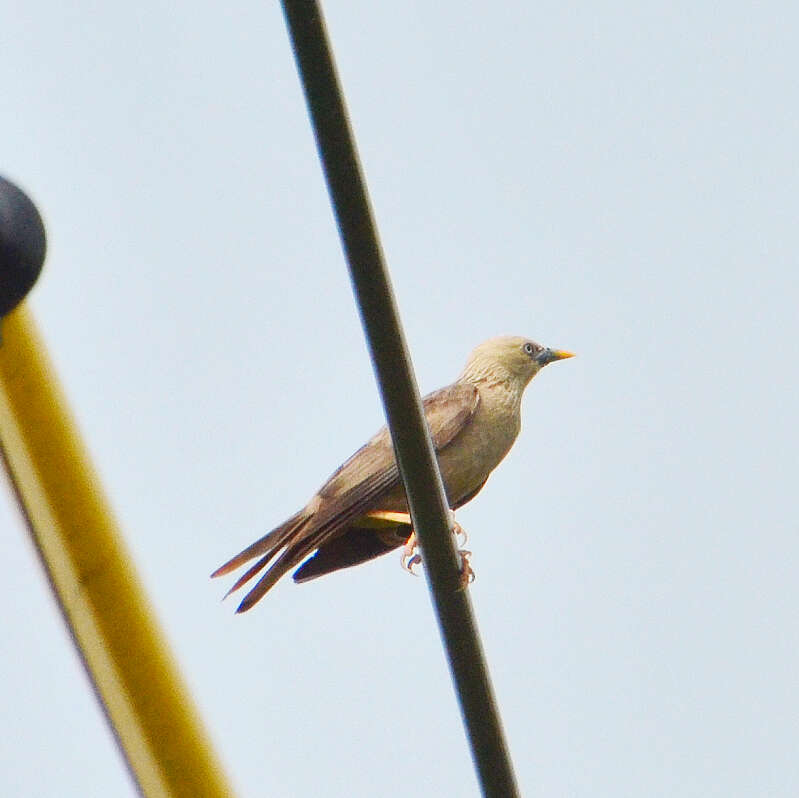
left=360, top=381, right=522, bottom=514
left=437, top=381, right=521, bottom=506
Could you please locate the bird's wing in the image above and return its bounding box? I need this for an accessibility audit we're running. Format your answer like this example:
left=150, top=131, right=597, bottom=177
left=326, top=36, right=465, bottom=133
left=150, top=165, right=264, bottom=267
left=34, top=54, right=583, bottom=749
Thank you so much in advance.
left=227, top=382, right=480, bottom=611
left=318, top=380, right=480, bottom=505
left=425, top=381, right=482, bottom=449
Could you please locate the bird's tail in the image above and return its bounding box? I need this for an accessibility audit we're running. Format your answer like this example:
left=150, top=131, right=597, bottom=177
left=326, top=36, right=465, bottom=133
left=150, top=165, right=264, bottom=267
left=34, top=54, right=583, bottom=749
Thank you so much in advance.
left=211, top=510, right=311, bottom=595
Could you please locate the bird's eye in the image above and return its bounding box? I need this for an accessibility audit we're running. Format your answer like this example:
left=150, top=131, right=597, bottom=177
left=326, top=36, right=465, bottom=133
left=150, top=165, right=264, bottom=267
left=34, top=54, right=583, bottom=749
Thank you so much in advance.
left=523, top=342, right=537, bottom=356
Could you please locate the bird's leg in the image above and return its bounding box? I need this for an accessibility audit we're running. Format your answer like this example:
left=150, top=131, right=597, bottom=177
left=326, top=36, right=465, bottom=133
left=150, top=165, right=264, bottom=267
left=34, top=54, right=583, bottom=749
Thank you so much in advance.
left=362, top=509, right=472, bottom=582
left=361, top=511, right=422, bottom=574
left=361, top=509, right=472, bottom=584
left=457, top=550, right=475, bottom=588
left=400, top=530, right=422, bottom=575
left=450, top=512, right=468, bottom=548
left=445, top=513, right=474, bottom=586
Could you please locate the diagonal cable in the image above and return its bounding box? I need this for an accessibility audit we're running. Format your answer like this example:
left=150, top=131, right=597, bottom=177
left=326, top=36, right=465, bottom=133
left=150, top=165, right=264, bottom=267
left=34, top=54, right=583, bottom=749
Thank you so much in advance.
left=279, top=3, right=520, bottom=795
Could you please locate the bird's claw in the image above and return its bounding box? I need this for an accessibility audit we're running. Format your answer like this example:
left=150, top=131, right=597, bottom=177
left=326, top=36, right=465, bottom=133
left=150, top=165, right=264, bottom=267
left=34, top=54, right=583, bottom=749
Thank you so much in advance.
left=453, top=521, right=468, bottom=548
left=401, top=531, right=420, bottom=575
left=401, top=536, right=475, bottom=587
left=458, top=549, right=475, bottom=589
left=404, top=553, right=423, bottom=575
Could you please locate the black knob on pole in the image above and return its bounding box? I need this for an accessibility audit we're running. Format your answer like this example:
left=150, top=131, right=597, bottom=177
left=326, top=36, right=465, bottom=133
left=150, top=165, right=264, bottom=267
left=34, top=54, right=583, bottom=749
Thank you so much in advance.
left=0, top=176, right=46, bottom=317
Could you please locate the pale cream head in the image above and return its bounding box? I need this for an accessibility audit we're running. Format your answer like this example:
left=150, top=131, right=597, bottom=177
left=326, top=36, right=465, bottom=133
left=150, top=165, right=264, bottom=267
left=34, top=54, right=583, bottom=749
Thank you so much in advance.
left=459, top=336, right=574, bottom=388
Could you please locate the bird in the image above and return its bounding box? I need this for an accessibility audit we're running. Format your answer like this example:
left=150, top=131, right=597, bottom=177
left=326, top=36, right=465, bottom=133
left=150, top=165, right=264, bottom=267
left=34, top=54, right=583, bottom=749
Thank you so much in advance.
left=212, top=336, right=573, bottom=612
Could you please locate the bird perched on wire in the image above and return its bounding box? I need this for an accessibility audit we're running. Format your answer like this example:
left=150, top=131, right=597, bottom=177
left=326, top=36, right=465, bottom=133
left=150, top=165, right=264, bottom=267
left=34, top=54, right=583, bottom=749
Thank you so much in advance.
left=213, top=336, right=573, bottom=612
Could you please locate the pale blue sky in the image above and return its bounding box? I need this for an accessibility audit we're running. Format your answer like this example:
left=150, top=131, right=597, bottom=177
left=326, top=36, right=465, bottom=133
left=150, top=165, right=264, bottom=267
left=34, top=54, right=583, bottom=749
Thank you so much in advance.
left=2, top=1, right=797, bottom=795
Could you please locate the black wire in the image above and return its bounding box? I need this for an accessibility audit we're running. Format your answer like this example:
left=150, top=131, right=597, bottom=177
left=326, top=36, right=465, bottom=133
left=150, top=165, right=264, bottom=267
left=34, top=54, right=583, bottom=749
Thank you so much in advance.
left=279, top=2, right=520, bottom=795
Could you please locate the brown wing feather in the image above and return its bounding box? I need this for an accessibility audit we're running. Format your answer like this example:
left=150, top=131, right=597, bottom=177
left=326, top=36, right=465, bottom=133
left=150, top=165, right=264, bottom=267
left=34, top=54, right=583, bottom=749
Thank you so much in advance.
left=424, top=382, right=481, bottom=450
left=216, top=381, right=481, bottom=610
left=234, top=463, right=400, bottom=612
left=317, top=382, right=479, bottom=503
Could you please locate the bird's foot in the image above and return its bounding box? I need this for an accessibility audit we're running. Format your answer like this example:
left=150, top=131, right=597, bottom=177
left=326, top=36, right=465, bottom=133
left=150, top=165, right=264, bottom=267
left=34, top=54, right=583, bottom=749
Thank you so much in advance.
left=457, top=549, right=475, bottom=589
left=400, top=528, right=474, bottom=588
left=449, top=511, right=468, bottom=548
left=401, top=531, right=421, bottom=576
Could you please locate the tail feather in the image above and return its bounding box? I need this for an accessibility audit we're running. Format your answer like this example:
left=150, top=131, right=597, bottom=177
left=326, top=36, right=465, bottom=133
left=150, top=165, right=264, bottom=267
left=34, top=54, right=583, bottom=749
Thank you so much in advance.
left=233, top=511, right=372, bottom=612
left=211, top=510, right=309, bottom=579
left=218, top=475, right=402, bottom=610
left=235, top=536, right=322, bottom=613
left=223, top=552, right=274, bottom=599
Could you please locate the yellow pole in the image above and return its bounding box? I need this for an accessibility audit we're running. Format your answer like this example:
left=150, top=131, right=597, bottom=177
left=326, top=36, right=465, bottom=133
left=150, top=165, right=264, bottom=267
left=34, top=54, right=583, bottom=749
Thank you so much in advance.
left=0, top=304, right=233, bottom=798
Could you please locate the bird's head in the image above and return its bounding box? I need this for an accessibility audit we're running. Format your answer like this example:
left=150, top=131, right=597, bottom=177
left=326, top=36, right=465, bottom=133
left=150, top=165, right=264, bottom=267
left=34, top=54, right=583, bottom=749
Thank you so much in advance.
left=460, top=336, right=574, bottom=389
